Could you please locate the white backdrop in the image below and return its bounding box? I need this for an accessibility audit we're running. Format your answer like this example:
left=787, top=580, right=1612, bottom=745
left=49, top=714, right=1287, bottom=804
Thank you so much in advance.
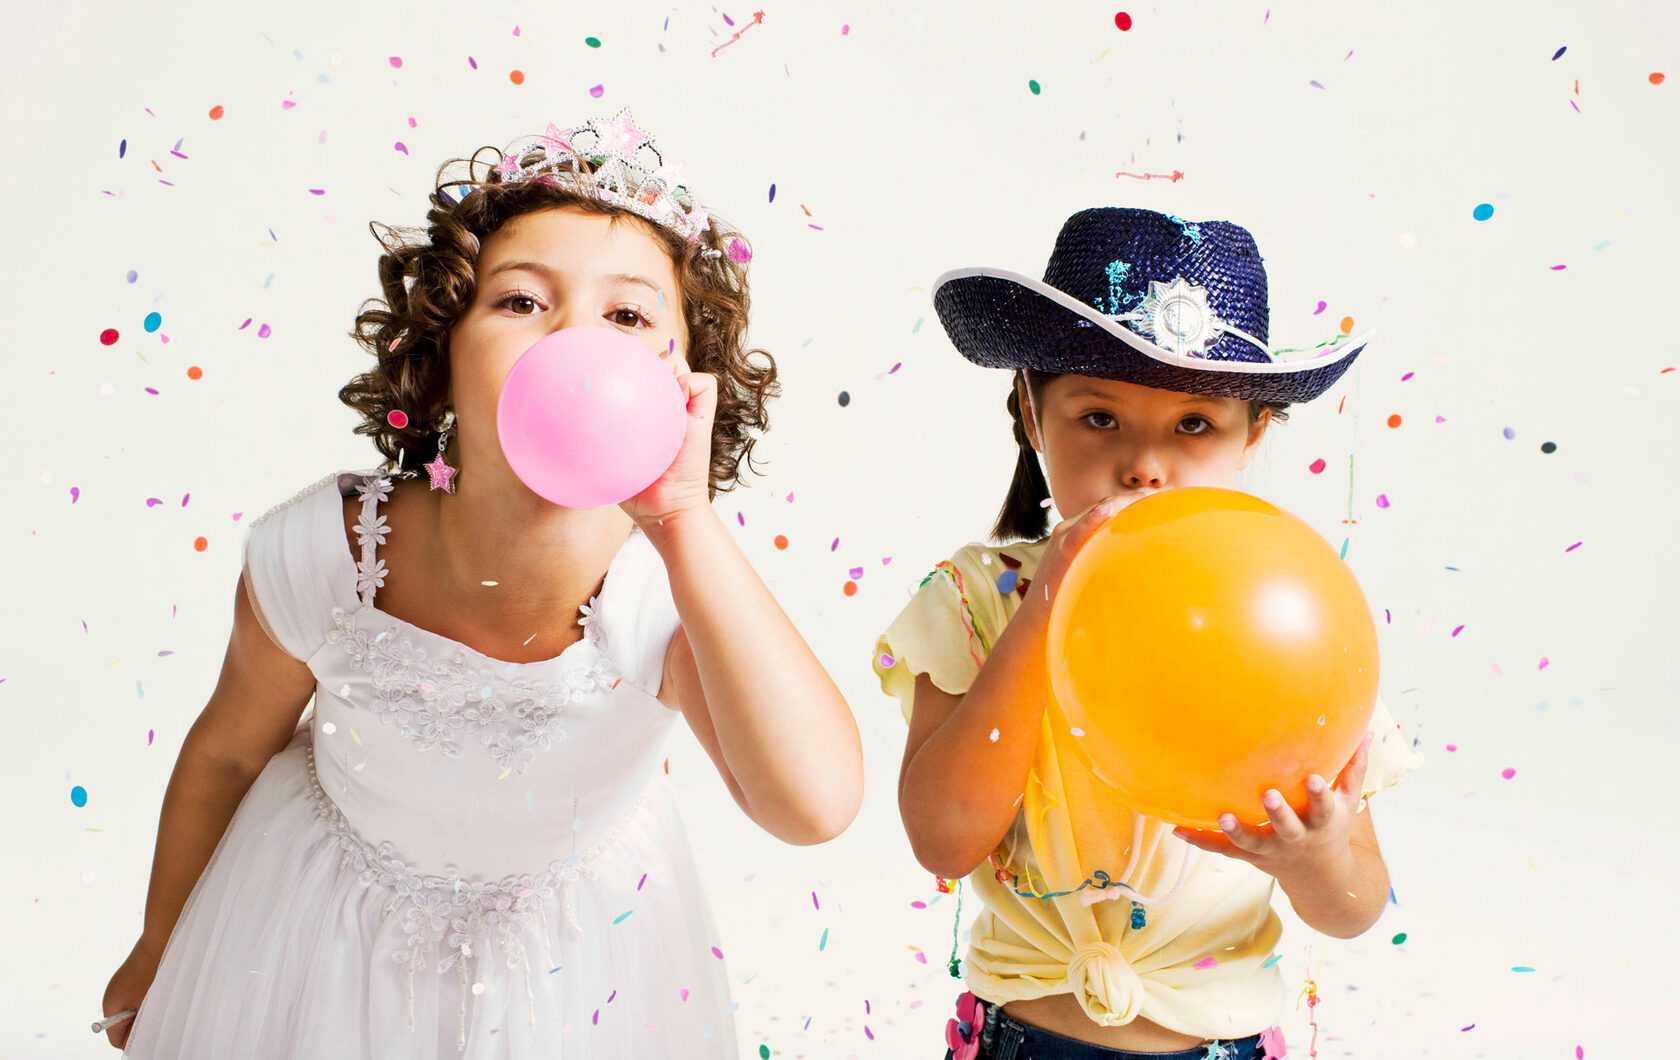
left=3, top=1, right=1677, bottom=1056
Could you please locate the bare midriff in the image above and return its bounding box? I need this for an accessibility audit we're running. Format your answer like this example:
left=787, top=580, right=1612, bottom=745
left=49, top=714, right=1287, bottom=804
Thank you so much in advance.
left=1002, top=995, right=1207, bottom=1052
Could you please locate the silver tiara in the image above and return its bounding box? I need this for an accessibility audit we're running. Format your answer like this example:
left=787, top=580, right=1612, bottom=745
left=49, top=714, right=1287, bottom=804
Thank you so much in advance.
left=490, top=109, right=711, bottom=244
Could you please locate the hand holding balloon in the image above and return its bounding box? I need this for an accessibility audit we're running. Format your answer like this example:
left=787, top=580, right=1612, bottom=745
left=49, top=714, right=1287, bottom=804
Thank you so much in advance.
left=1172, top=730, right=1374, bottom=883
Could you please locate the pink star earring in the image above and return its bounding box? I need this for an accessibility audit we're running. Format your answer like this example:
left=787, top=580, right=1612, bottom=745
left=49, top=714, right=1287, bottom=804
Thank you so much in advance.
left=424, top=410, right=459, bottom=493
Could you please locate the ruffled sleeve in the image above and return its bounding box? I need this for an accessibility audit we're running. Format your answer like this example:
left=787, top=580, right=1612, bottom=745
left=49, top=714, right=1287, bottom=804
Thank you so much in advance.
left=872, top=544, right=1016, bottom=723
left=1360, top=695, right=1424, bottom=801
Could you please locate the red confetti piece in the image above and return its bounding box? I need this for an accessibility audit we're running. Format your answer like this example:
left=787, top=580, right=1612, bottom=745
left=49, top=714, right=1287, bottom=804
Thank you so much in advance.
left=208, top=105, right=224, bottom=120
left=1309, top=458, right=1327, bottom=474
left=1114, top=11, right=1133, bottom=30
left=99, top=328, right=120, bottom=345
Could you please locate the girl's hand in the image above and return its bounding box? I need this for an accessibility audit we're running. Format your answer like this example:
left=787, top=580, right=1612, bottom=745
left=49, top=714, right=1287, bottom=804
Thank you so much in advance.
left=1172, top=731, right=1374, bottom=883
left=1027, top=490, right=1156, bottom=612
left=101, top=937, right=161, bottom=1049
left=620, top=350, right=717, bottom=528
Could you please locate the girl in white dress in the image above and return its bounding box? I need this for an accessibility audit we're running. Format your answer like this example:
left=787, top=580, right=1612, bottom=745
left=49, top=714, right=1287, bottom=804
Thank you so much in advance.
left=100, top=109, right=864, bottom=1059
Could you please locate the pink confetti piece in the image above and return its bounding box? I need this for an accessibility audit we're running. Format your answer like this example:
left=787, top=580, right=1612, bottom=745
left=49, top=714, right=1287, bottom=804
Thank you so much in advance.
left=388, top=56, right=403, bottom=68
left=710, top=946, right=723, bottom=959
left=1309, top=458, right=1327, bottom=474
left=70, top=487, right=79, bottom=503
left=394, top=142, right=408, bottom=154
left=726, top=237, right=752, bottom=263
left=1501, top=768, right=1516, bottom=779
left=1538, top=657, right=1550, bottom=670
left=258, top=324, right=272, bottom=338
left=589, top=84, right=605, bottom=98
left=1401, top=371, right=1414, bottom=381
left=1451, top=624, right=1465, bottom=637
left=1375, top=494, right=1390, bottom=509
left=1194, top=957, right=1219, bottom=969
left=848, top=566, right=864, bottom=579
left=1565, top=541, right=1582, bottom=552
left=679, top=988, right=690, bottom=1001
left=1445, top=743, right=1457, bottom=752
left=1313, top=300, right=1327, bottom=315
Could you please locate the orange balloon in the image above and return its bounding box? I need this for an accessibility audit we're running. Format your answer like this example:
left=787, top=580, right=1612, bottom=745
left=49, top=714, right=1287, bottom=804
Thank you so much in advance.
left=1046, top=488, right=1378, bottom=830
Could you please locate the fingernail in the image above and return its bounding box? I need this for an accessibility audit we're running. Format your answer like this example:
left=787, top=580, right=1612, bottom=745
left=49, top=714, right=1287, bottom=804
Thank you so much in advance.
left=1262, top=790, right=1282, bottom=809
left=1219, top=815, right=1237, bottom=831
left=1307, top=775, right=1325, bottom=793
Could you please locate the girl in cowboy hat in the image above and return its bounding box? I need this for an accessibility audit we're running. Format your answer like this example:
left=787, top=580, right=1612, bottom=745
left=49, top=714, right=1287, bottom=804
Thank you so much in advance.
left=875, top=208, right=1422, bottom=1059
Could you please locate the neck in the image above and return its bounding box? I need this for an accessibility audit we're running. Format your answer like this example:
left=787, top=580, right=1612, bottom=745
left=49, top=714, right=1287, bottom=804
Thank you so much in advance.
left=419, top=462, right=634, bottom=621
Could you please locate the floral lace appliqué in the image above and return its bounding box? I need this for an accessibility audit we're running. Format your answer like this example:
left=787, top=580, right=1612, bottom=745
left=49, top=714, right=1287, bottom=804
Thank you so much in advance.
left=327, top=608, right=618, bottom=773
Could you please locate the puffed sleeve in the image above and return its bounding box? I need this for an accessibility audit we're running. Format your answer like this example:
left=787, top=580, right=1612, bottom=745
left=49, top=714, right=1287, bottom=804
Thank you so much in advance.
left=872, top=546, right=1000, bottom=723
left=239, top=472, right=351, bottom=663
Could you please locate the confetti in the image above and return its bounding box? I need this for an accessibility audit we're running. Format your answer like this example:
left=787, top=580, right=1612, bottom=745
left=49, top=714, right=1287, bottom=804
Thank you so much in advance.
left=511, top=70, right=525, bottom=85
left=1473, top=202, right=1494, bottom=221
left=837, top=391, right=850, bottom=407
left=1551, top=46, right=1567, bottom=60
left=389, top=56, right=403, bottom=68
left=1309, top=458, right=1326, bottom=474
left=1501, top=767, right=1516, bottom=779
left=1392, top=932, right=1407, bottom=944
left=1652, top=72, right=1666, bottom=85
left=1386, top=414, right=1402, bottom=428
left=589, top=83, right=604, bottom=98
left=1114, top=11, right=1133, bottom=30
left=71, top=785, right=88, bottom=807
left=100, top=328, right=120, bottom=346
left=1028, top=79, right=1041, bottom=94
left=586, top=36, right=602, bottom=48
left=143, top=312, right=162, bottom=333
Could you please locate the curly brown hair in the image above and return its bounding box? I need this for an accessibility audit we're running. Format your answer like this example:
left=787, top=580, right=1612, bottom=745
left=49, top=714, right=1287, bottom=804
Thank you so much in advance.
left=338, top=143, right=777, bottom=498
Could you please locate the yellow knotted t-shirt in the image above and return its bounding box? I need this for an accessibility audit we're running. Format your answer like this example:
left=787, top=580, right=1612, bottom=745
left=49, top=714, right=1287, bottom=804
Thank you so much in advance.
left=873, top=537, right=1422, bottom=1039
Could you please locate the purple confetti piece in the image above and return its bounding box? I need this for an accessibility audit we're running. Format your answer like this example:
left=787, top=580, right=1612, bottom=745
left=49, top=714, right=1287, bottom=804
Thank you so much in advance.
left=589, top=84, right=604, bottom=98
left=258, top=324, right=272, bottom=338
left=1309, top=80, right=1325, bottom=89
left=238, top=318, right=252, bottom=330
left=308, top=188, right=326, bottom=196
left=70, top=487, right=80, bottom=503
left=119, top=139, right=127, bottom=158
left=394, top=142, right=408, bottom=154
left=468, top=56, right=478, bottom=69
left=848, top=566, right=864, bottom=579
left=180, top=493, right=190, bottom=507
left=146, top=498, right=162, bottom=508
left=1564, top=541, right=1582, bottom=552
left=1551, top=46, right=1567, bottom=60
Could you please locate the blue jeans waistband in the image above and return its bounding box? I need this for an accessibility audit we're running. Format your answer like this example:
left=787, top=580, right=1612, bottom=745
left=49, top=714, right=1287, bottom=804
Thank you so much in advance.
left=965, top=1002, right=1266, bottom=1060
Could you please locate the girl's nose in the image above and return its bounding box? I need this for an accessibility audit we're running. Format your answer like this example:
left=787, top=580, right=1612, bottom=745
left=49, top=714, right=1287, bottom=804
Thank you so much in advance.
left=1120, top=455, right=1166, bottom=491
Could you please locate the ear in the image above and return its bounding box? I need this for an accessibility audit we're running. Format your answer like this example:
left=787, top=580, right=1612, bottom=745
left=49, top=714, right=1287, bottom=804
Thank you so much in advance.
left=1016, top=373, right=1045, bottom=454
left=1237, top=405, right=1271, bottom=470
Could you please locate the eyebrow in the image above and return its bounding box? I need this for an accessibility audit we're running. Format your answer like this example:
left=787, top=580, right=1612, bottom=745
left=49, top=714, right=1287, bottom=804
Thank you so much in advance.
left=1061, top=387, right=1220, bottom=405
left=484, top=261, right=664, bottom=296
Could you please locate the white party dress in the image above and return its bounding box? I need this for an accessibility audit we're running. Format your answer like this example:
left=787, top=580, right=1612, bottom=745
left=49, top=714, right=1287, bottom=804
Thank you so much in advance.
left=124, top=470, right=736, bottom=1059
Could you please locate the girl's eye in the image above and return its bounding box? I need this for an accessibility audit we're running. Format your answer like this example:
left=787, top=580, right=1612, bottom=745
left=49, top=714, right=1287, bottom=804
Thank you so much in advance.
left=609, top=307, right=650, bottom=328
left=1081, top=411, right=1116, bottom=430
left=495, top=292, right=541, bottom=315
left=1179, top=416, right=1212, bottom=435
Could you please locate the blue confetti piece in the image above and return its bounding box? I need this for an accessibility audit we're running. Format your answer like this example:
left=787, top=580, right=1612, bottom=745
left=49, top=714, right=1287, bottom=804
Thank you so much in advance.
left=1260, top=953, right=1281, bottom=969
left=612, top=910, right=633, bottom=924
left=996, top=569, right=1019, bottom=594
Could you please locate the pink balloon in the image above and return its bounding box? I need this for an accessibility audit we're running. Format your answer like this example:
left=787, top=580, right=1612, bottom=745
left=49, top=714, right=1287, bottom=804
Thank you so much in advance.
left=496, top=327, right=687, bottom=508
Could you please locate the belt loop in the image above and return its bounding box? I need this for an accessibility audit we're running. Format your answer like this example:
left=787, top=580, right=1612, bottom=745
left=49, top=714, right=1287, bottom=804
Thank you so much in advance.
left=991, top=1010, right=1024, bottom=1060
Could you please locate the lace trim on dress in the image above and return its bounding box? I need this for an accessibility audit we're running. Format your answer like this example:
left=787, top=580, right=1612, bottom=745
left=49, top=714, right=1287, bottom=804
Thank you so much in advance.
left=329, top=474, right=617, bottom=773
left=305, top=744, right=648, bottom=1049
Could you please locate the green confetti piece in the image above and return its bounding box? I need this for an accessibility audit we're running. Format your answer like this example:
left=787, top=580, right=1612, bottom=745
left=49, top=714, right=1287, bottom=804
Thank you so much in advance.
left=818, top=928, right=828, bottom=951
left=759, top=1046, right=770, bottom=1059
left=1512, top=965, right=1535, bottom=972
left=586, top=36, right=602, bottom=48
left=1392, top=932, right=1408, bottom=944
left=1028, top=79, right=1042, bottom=94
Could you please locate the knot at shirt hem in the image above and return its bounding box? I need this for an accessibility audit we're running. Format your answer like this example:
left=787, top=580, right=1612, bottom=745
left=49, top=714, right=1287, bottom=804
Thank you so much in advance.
left=1066, top=941, right=1146, bottom=1026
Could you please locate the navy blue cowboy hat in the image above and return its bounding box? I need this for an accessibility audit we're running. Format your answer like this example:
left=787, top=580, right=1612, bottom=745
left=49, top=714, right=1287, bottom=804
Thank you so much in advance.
left=932, top=207, right=1371, bottom=404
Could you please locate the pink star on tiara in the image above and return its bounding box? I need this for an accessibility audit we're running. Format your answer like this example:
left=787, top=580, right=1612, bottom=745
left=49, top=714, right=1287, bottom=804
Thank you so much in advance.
left=594, top=109, right=650, bottom=158
left=493, top=152, right=523, bottom=179
left=538, top=123, right=575, bottom=154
